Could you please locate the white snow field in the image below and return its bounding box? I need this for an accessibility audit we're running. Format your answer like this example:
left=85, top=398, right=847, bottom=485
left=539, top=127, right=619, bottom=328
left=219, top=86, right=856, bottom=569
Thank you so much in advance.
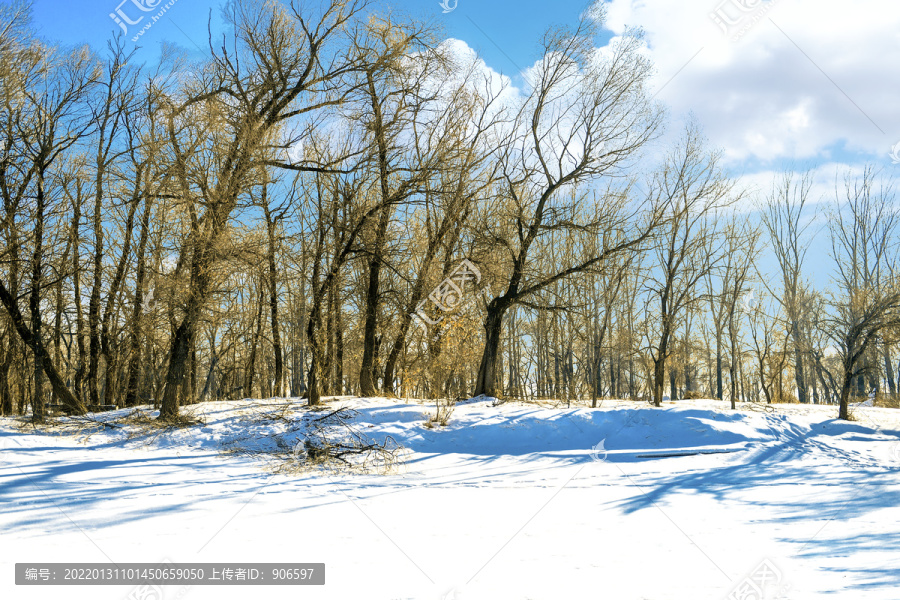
left=2, top=397, right=899, bottom=600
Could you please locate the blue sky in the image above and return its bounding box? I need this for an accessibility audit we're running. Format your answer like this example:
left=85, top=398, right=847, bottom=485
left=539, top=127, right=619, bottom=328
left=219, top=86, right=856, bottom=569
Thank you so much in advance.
left=31, top=0, right=897, bottom=169
left=30, top=0, right=601, bottom=77
left=26, top=0, right=900, bottom=289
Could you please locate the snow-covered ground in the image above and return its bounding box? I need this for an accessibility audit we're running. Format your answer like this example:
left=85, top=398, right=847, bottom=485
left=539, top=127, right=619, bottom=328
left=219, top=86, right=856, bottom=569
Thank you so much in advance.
left=2, top=397, right=899, bottom=600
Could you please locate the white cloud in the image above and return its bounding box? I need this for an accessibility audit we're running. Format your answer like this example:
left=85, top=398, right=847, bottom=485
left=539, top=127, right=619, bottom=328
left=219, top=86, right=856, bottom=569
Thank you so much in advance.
left=438, top=38, right=521, bottom=106
left=599, top=0, right=900, bottom=165
left=735, top=162, right=870, bottom=208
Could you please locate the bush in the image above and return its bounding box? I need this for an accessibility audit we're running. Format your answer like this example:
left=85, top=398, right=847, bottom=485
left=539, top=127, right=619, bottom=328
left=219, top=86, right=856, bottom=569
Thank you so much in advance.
left=770, top=390, right=798, bottom=404
left=423, top=398, right=454, bottom=428
left=875, top=393, right=900, bottom=409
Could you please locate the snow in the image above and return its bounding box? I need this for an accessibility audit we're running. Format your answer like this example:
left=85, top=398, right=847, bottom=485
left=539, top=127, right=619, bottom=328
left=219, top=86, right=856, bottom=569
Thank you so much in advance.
left=2, top=397, right=900, bottom=599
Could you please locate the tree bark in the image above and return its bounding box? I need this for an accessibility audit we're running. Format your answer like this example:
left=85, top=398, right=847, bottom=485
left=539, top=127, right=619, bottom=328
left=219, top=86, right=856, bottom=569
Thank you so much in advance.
left=652, top=320, right=671, bottom=407
left=838, top=370, right=853, bottom=420
left=88, top=169, right=104, bottom=407
left=792, top=322, right=808, bottom=403
left=473, top=304, right=506, bottom=397
left=0, top=280, right=85, bottom=416
left=245, top=284, right=265, bottom=398
left=30, top=174, right=47, bottom=421
left=71, top=184, right=86, bottom=404
left=124, top=194, right=153, bottom=406
left=263, top=199, right=284, bottom=397
left=358, top=202, right=391, bottom=397
left=159, top=319, right=194, bottom=420
left=884, top=344, right=896, bottom=396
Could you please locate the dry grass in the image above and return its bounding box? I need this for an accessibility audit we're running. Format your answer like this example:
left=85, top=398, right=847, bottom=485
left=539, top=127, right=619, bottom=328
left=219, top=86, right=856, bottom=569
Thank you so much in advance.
left=423, top=398, right=455, bottom=428
left=875, top=393, right=900, bottom=409
left=275, top=406, right=405, bottom=475
left=2, top=406, right=206, bottom=449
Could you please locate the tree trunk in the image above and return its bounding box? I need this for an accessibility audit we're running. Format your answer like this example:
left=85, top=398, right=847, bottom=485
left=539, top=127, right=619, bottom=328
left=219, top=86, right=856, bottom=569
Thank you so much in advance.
left=358, top=67, right=403, bottom=398
left=0, top=334, right=13, bottom=416
left=0, top=280, right=85, bottom=416
left=52, top=240, right=69, bottom=405
left=716, top=331, right=723, bottom=400
left=792, top=324, right=808, bottom=403
left=245, top=284, right=265, bottom=398
left=199, top=353, right=218, bottom=403
left=306, top=292, right=325, bottom=406
left=358, top=205, right=388, bottom=397
left=88, top=179, right=104, bottom=407
left=98, top=186, right=141, bottom=408
left=652, top=327, right=670, bottom=407
left=30, top=175, right=47, bottom=422
left=730, top=358, right=737, bottom=410
left=884, top=345, right=896, bottom=396
left=124, top=195, right=153, bottom=407
left=474, top=305, right=506, bottom=397
left=333, top=286, right=344, bottom=395
left=653, top=354, right=666, bottom=407
left=838, top=372, right=853, bottom=420
left=72, top=190, right=86, bottom=404
left=159, top=320, right=193, bottom=420
left=263, top=202, right=284, bottom=397
left=159, top=225, right=218, bottom=420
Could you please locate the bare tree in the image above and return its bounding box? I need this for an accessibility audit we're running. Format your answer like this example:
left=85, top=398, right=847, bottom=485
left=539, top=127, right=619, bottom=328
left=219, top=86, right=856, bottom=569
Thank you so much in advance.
left=824, top=167, right=900, bottom=420
left=761, top=170, right=815, bottom=403
left=157, top=0, right=370, bottom=420
left=722, top=219, right=760, bottom=408
left=0, top=14, right=97, bottom=420
left=644, top=125, right=734, bottom=407
left=351, top=19, right=467, bottom=397
left=746, top=293, right=786, bottom=404
left=380, top=60, right=506, bottom=396
left=472, top=11, right=664, bottom=397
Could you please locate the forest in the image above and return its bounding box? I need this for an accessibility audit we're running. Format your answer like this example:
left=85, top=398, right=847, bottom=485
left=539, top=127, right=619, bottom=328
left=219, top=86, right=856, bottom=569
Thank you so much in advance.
left=2, top=0, right=899, bottom=426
